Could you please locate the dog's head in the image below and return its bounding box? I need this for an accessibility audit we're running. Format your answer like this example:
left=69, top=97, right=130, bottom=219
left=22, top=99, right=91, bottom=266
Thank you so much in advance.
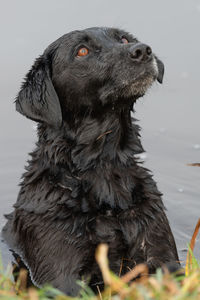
left=16, top=27, right=164, bottom=127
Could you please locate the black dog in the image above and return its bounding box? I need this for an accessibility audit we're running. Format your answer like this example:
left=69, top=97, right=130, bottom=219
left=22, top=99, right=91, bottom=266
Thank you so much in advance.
left=2, top=27, right=179, bottom=296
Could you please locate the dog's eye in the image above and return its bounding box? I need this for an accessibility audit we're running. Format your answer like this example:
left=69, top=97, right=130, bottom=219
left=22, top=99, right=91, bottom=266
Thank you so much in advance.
left=77, top=47, right=89, bottom=57
left=121, top=37, right=129, bottom=44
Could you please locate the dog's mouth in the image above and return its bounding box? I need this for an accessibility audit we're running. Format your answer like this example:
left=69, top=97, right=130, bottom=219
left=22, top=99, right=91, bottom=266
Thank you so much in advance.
left=98, top=56, right=164, bottom=105
left=122, top=57, right=163, bottom=98
left=119, top=72, right=157, bottom=99
left=99, top=66, right=158, bottom=104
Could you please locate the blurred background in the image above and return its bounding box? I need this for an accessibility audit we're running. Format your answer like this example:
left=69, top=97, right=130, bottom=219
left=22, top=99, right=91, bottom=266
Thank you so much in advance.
left=0, top=0, right=199, bottom=265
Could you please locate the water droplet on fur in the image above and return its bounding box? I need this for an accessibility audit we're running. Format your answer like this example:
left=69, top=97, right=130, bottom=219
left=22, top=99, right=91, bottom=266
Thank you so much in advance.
left=136, top=153, right=147, bottom=160
left=32, top=124, right=37, bottom=131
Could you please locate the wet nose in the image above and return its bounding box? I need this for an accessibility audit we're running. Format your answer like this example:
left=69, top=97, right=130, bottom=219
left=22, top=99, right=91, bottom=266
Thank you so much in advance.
left=129, top=43, right=152, bottom=62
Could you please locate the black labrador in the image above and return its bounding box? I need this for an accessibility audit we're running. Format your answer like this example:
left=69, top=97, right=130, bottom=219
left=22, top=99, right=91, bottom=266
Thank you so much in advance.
left=2, top=27, right=180, bottom=296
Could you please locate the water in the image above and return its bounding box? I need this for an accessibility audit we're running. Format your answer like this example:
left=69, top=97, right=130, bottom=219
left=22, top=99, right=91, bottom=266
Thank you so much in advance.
left=0, top=0, right=200, bottom=267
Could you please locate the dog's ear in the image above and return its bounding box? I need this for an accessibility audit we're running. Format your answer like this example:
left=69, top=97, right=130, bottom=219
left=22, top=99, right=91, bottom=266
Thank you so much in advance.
left=155, top=57, right=164, bottom=84
left=15, top=55, right=62, bottom=127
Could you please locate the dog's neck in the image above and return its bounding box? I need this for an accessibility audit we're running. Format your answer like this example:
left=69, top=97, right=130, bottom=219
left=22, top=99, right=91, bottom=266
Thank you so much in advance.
left=24, top=106, right=146, bottom=209
left=35, top=106, right=143, bottom=172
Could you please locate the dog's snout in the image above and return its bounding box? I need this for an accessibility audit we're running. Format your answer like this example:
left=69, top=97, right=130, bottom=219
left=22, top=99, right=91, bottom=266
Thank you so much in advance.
left=129, top=43, right=152, bottom=62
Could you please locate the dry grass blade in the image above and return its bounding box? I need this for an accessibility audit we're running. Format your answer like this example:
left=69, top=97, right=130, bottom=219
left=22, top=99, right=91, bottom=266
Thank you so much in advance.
left=96, top=285, right=103, bottom=300
left=16, top=268, right=28, bottom=291
left=121, top=264, right=148, bottom=284
left=0, top=290, right=16, bottom=297
left=95, top=244, right=111, bottom=285
left=28, top=287, right=39, bottom=300
left=148, top=277, right=161, bottom=291
left=95, top=244, right=126, bottom=294
left=185, top=218, right=200, bottom=275
left=164, top=280, right=179, bottom=295
left=187, top=163, right=200, bottom=167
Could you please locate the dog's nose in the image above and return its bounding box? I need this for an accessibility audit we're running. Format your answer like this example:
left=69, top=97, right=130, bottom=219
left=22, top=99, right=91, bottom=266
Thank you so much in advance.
left=129, top=43, right=152, bottom=62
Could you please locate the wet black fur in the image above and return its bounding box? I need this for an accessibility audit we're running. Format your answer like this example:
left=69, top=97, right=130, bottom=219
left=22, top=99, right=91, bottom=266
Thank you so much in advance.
left=2, top=27, right=179, bottom=296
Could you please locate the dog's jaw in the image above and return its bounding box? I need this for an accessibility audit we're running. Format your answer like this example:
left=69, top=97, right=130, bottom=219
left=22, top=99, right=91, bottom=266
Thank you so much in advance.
left=99, top=57, right=160, bottom=106
left=120, top=74, right=156, bottom=100
left=122, top=57, right=160, bottom=99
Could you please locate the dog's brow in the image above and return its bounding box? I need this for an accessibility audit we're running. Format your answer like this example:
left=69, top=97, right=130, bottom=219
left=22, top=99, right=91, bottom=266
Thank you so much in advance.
left=73, top=34, right=97, bottom=47
left=73, top=35, right=90, bottom=45
left=76, top=34, right=104, bottom=51
left=104, top=29, right=137, bottom=44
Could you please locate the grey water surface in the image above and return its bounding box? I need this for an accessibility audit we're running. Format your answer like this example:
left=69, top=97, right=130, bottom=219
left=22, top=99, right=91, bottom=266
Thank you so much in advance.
left=0, top=0, right=199, bottom=267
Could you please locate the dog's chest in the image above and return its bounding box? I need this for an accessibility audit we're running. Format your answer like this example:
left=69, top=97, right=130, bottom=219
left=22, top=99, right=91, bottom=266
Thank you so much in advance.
left=55, top=163, right=137, bottom=213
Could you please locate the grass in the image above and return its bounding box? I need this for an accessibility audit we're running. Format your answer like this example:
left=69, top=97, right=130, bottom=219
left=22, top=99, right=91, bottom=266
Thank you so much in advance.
left=0, top=219, right=199, bottom=300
